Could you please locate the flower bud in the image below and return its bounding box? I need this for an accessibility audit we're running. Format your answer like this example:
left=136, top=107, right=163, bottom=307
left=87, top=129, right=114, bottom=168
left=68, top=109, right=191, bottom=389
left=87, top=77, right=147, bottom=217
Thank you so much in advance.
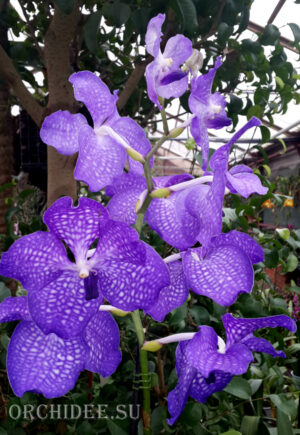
left=169, top=127, right=185, bottom=138
left=142, top=340, right=163, bottom=352
left=126, top=147, right=145, bottom=163
left=150, top=187, right=171, bottom=198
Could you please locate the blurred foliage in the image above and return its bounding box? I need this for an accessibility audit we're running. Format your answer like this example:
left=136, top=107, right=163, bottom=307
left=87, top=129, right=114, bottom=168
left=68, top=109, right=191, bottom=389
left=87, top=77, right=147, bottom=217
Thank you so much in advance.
left=1, top=0, right=299, bottom=134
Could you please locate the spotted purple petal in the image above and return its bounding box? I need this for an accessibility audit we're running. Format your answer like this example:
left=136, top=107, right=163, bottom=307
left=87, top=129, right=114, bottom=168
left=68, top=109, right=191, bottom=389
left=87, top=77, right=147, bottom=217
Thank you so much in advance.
left=210, top=117, right=261, bottom=171
left=146, top=261, right=189, bottom=322
left=145, top=61, right=161, bottom=108
left=146, top=187, right=202, bottom=250
left=93, top=219, right=140, bottom=260
left=7, top=321, right=87, bottom=398
left=185, top=327, right=253, bottom=378
left=241, top=335, right=286, bottom=358
left=69, top=71, right=118, bottom=129
left=40, top=110, right=87, bottom=155
left=183, top=244, right=253, bottom=306
left=167, top=342, right=196, bottom=425
left=163, top=35, right=193, bottom=67
left=190, top=116, right=209, bottom=170
left=154, top=173, right=193, bottom=188
left=0, top=296, right=31, bottom=322
left=28, top=271, right=101, bottom=339
left=74, top=124, right=127, bottom=192
left=96, top=239, right=170, bottom=311
left=189, top=370, right=233, bottom=405
left=145, top=13, right=165, bottom=57
left=222, top=313, right=297, bottom=348
left=210, top=230, right=264, bottom=264
left=226, top=165, right=268, bottom=198
left=84, top=311, right=121, bottom=377
left=185, top=171, right=225, bottom=247
left=156, top=71, right=189, bottom=100
left=106, top=173, right=147, bottom=225
left=113, top=117, right=152, bottom=173
left=43, top=196, right=108, bottom=263
left=0, top=232, right=70, bottom=292
left=189, top=57, right=222, bottom=108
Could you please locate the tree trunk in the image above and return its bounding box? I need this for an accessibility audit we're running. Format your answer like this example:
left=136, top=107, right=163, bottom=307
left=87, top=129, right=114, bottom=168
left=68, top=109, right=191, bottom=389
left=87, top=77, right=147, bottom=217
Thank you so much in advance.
left=44, top=5, right=81, bottom=207
left=0, top=12, right=14, bottom=234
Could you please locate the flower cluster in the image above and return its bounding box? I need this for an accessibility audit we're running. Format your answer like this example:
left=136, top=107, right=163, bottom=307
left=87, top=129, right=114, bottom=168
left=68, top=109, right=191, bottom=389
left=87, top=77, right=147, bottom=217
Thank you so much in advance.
left=0, top=12, right=297, bottom=427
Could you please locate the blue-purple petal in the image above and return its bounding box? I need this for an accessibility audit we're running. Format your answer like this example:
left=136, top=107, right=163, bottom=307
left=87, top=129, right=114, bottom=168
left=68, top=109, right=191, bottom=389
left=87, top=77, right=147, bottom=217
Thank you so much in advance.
left=185, top=327, right=253, bottom=377
left=226, top=165, right=268, bottom=198
left=183, top=244, right=254, bottom=306
left=28, top=271, right=101, bottom=339
left=7, top=321, right=87, bottom=398
left=69, top=71, right=118, bottom=129
left=223, top=313, right=297, bottom=348
left=74, top=124, right=127, bottom=191
left=84, top=311, right=121, bottom=376
left=40, top=110, right=87, bottom=155
left=146, top=261, right=189, bottom=322
left=210, top=230, right=264, bottom=264
left=163, top=35, right=193, bottom=68
left=113, top=117, right=152, bottom=173
left=0, top=296, right=31, bottom=322
left=0, top=231, right=70, bottom=292
left=44, top=196, right=108, bottom=263
left=145, top=13, right=165, bottom=57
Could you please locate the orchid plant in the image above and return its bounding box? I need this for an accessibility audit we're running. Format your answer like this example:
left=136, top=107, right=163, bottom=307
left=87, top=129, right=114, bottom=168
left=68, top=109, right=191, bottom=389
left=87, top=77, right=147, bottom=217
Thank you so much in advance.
left=0, top=13, right=297, bottom=434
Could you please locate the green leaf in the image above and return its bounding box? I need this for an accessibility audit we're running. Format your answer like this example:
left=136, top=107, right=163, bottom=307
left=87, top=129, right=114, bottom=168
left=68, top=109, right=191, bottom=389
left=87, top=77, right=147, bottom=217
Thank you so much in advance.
left=172, top=0, right=198, bottom=34
left=224, top=377, right=252, bottom=399
left=286, top=253, right=298, bottom=272
left=249, top=379, right=263, bottom=395
left=270, top=394, right=298, bottom=419
left=289, top=22, right=300, bottom=43
left=260, top=24, right=280, bottom=45
left=217, top=22, right=233, bottom=43
left=277, top=137, right=287, bottom=154
left=275, top=76, right=284, bottom=89
left=220, top=431, right=241, bottom=435
left=0, top=282, right=10, bottom=302
left=262, top=164, right=271, bottom=177
left=276, top=228, right=290, bottom=240
left=260, top=125, right=270, bottom=143
left=84, top=11, right=101, bottom=53
left=240, top=416, right=260, bottom=435
left=247, top=104, right=263, bottom=119
left=107, top=419, right=128, bottom=435
left=53, top=0, right=76, bottom=14
left=276, top=408, right=294, bottom=435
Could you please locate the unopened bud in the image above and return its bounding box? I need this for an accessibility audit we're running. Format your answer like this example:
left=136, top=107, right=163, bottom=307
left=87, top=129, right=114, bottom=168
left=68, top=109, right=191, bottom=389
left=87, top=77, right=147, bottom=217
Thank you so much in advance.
left=111, top=308, right=131, bottom=317
left=126, top=147, right=145, bottom=163
left=150, top=187, right=171, bottom=198
left=169, top=127, right=185, bottom=138
left=184, top=49, right=203, bottom=77
left=142, top=340, right=163, bottom=352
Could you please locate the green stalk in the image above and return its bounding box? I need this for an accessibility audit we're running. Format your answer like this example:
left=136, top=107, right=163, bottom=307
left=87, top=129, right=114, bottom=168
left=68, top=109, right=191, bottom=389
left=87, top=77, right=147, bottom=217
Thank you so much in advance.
left=131, top=310, right=151, bottom=434
left=131, top=111, right=172, bottom=434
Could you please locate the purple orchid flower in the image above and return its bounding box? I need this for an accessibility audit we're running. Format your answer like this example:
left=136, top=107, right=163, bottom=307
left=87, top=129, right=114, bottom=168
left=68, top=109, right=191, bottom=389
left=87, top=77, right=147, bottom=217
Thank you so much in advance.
left=146, top=260, right=189, bottom=322
left=185, top=117, right=264, bottom=247
left=0, top=296, right=121, bottom=398
left=0, top=197, right=170, bottom=338
left=168, top=313, right=296, bottom=425
left=188, top=57, right=232, bottom=170
left=145, top=13, right=193, bottom=109
left=106, top=172, right=205, bottom=250
left=40, top=71, right=151, bottom=191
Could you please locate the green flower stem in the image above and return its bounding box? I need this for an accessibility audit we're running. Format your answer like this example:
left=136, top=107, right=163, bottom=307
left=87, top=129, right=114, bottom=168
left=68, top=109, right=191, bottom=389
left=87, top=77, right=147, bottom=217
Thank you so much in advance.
left=131, top=310, right=151, bottom=434
left=161, top=105, right=169, bottom=136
